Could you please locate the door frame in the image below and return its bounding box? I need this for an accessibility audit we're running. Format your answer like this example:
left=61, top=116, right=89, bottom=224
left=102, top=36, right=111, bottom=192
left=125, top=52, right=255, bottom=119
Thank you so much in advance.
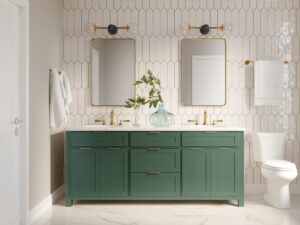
left=8, top=0, right=29, bottom=224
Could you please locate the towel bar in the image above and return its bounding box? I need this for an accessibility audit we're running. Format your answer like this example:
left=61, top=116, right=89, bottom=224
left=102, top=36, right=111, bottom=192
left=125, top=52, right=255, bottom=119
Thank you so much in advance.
left=245, top=60, right=289, bottom=65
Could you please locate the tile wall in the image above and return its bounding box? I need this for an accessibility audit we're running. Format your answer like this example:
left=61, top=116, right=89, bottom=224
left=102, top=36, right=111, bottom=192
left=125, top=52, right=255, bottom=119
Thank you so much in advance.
left=63, top=0, right=300, bottom=184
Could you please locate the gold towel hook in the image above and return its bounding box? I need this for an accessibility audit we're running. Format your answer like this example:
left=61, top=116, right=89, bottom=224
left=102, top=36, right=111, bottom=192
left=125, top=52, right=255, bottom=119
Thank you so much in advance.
left=49, top=69, right=62, bottom=75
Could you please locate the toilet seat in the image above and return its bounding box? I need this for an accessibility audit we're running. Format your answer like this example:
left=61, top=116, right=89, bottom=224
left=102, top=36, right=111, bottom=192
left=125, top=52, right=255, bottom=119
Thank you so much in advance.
left=262, top=160, right=296, bottom=171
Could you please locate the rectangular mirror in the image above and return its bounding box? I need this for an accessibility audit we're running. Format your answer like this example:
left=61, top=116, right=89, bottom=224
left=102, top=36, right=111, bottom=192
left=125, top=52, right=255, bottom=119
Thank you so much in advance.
left=90, top=38, right=135, bottom=106
left=181, top=38, right=226, bottom=106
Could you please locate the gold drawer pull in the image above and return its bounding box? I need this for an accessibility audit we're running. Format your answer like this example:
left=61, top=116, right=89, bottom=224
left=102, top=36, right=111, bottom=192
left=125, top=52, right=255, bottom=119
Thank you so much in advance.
left=108, top=148, right=120, bottom=150
left=190, top=147, right=202, bottom=150
left=148, top=147, right=160, bottom=151
left=205, top=131, right=216, bottom=133
left=148, top=131, right=161, bottom=134
left=148, top=171, right=160, bottom=174
left=94, top=131, right=105, bottom=134
left=219, top=147, right=231, bottom=150
left=80, top=147, right=92, bottom=150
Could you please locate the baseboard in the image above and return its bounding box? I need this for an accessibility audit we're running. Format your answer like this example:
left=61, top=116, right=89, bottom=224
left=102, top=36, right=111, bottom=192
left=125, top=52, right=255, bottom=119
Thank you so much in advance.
left=245, top=184, right=300, bottom=195
left=28, top=185, right=65, bottom=224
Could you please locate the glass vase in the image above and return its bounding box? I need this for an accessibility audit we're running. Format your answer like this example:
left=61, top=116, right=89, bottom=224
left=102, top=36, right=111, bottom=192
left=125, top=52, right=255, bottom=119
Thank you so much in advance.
left=133, top=109, right=140, bottom=127
left=149, top=104, right=174, bottom=127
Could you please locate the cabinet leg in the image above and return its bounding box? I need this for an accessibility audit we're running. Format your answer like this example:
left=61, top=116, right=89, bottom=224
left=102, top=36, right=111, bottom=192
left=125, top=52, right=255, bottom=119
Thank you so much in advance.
left=66, top=198, right=73, bottom=207
left=238, top=198, right=244, bottom=207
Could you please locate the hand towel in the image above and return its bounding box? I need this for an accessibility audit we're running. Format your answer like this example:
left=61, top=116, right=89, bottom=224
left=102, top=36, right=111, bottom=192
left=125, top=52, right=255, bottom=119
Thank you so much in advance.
left=254, top=60, right=283, bottom=106
left=50, top=69, right=72, bottom=128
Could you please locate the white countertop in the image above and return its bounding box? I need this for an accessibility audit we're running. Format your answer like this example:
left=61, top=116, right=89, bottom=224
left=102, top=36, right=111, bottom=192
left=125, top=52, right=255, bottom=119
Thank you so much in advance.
left=66, top=125, right=245, bottom=132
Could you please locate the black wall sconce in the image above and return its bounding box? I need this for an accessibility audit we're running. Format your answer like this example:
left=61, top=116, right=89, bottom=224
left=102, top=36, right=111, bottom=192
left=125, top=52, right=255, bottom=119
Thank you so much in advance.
left=188, top=24, right=231, bottom=35
left=86, top=23, right=131, bottom=35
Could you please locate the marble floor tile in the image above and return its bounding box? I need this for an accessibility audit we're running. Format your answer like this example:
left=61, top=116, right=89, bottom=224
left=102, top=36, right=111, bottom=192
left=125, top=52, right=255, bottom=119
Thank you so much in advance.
left=32, top=195, right=300, bottom=225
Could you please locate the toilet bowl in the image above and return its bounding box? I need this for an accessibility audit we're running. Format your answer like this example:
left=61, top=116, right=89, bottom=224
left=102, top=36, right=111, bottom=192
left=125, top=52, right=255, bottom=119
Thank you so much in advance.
left=261, top=160, right=297, bottom=209
left=252, top=133, right=298, bottom=209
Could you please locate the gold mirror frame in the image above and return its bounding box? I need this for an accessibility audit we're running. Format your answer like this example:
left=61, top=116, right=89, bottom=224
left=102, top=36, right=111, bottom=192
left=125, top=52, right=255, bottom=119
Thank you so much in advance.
left=181, top=38, right=227, bottom=107
left=90, top=38, right=136, bottom=107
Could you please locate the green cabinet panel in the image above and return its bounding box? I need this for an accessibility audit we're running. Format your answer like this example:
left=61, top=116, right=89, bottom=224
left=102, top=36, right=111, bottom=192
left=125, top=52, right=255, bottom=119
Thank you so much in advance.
left=130, top=132, right=180, bottom=147
left=70, top=149, right=99, bottom=197
left=211, top=147, right=242, bottom=196
left=100, top=148, right=128, bottom=197
left=130, top=173, right=180, bottom=197
left=182, top=148, right=210, bottom=196
left=182, top=132, right=241, bottom=147
left=69, top=131, right=128, bottom=147
left=130, top=149, right=180, bottom=172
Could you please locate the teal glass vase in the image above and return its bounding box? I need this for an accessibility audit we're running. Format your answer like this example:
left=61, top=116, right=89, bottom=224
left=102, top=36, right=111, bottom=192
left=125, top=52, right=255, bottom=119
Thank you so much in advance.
left=149, top=104, right=174, bottom=127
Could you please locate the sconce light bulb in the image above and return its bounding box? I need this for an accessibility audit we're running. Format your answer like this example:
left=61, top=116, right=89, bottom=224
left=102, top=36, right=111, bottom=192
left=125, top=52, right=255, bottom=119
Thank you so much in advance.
left=129, top=23, right=138, bottom=35
left=85, top=22, right=95, bottom=34
left=180, top=23, right=190, bottom=35
left=222, top=23, right=233, bottom=34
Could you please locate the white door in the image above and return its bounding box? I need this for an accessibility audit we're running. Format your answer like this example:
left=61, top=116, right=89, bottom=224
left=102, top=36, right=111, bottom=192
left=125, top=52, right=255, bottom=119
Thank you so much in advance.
left=0, top=1, right=23, bottom=224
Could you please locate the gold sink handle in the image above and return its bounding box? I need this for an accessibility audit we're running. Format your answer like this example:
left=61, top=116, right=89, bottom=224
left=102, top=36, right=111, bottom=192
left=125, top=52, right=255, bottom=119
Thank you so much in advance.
left=119, top=119, right=131, bottom=126
left=187, top=119, right=199, bottom=125
left=95, top=119, right=106, bottom=125
left=212, top=120, right=224, bottom=126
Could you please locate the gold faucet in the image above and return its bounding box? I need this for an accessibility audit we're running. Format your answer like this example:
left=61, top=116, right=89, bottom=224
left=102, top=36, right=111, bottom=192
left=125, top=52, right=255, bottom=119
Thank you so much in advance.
left=203, top=110, right=208, bottom=125
left=187, top=119, right=199, bottom=125
left=110, top=110, right=114, bottom=126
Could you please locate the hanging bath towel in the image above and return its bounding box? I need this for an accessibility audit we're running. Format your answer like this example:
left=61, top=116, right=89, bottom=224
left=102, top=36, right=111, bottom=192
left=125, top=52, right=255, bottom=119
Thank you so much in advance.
left=49, top=69, right=72, bottom=128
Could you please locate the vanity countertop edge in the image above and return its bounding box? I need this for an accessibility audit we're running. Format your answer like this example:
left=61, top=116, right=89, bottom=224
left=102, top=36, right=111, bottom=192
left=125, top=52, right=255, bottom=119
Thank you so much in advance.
left=65, top=126, right=246, bottom=132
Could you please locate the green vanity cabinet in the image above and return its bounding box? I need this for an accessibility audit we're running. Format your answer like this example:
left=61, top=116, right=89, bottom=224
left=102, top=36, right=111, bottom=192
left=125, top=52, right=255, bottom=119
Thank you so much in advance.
left=211, top=147, right=244, bottom=204
left=182, top=147, right=211, bottom=197
left=69, top=148, right=100, bottom=198
left=66, top=131, right=244, bottom=207
left=99, top=148, right=128, bottom=198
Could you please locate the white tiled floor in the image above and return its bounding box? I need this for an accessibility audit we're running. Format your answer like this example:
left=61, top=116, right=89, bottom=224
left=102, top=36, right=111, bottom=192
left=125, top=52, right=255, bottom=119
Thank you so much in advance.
left=32, top=195, right=300, bottom=225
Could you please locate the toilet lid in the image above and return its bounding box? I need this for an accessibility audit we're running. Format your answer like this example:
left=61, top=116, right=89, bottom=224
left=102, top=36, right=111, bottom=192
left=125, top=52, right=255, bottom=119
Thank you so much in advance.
left=262, top=160, right=296, bottom=171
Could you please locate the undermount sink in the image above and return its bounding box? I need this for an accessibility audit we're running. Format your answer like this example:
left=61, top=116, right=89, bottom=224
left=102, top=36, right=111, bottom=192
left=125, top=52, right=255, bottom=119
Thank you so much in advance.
left=182, top=124, right=226, bottom=128
left=83, top=124, right=107, bottom=128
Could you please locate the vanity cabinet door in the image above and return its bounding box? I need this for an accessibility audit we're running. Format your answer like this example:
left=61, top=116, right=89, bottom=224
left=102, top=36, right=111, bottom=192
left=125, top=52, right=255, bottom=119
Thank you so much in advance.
left=70, top=149, right=99, bottom=197
left=182, top=148, right=211, bottom=197
left=99, top=148, right=128, bottom=197
left=211, top=147, right=242, bottom=197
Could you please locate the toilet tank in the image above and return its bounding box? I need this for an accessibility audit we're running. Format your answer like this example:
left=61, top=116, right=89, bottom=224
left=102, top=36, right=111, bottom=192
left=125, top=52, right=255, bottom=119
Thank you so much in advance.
left=252, top=132, right=286, bottom=162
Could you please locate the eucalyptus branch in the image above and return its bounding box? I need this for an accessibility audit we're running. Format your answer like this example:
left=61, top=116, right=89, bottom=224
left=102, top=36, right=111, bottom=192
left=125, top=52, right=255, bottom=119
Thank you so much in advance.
left=125, top=69, right=164, bottom=109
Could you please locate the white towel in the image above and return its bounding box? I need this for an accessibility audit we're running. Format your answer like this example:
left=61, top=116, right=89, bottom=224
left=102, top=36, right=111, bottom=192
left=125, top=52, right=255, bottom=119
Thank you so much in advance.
left=50, top=70, right=72, bottom=128
left=254, top=60, right=283, bottom=106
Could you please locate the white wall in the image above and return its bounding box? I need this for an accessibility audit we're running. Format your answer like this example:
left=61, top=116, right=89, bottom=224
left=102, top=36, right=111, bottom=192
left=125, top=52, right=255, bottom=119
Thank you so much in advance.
left=29, top=0, right=63, bottom=210
left=63, top=0, right=300, bottom=185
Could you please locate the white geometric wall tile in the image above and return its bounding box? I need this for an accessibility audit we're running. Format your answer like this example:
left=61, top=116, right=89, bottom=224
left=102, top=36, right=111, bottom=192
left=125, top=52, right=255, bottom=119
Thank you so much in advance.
left=63, top=0, right=300, bottom=184
left=78, top=89, right=85, bottom=115
left=70, top=89, right=78, bottom=115
left=75, top=9, right=82, bottom=35
left=74, top=62, right=81, bottom=88
left=71, top=37, right=78, bottom=63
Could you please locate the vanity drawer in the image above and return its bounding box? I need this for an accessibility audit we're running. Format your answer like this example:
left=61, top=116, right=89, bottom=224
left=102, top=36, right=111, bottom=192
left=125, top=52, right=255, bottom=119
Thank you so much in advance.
left=130, top=149, right=180, bottom=172
left=130, top=132, right=180, bottom=147
left=130, top=173, right=180, bottom=197
left=69, top=131, right=128, bottom=147
left=182, top=132, right=242, bottom=147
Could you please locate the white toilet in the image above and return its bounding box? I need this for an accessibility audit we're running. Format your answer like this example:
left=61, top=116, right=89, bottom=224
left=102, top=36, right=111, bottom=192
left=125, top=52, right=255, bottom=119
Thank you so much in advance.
left=252, top=132, right=298, bottom=209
